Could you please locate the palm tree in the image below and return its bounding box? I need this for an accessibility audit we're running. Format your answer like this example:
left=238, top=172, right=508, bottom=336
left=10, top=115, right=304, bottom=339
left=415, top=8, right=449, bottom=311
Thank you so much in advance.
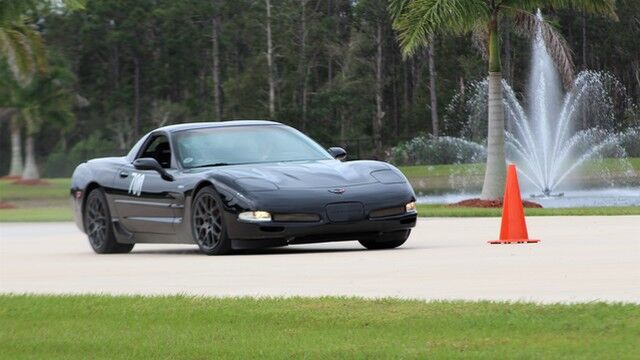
left=0, top=64, right=23, bottom=177
left=0, top=1, right=46, bottom=177
left=13, top=65, right=76, bottom=180
left=0, top=0, right=83, bottom=178
left=389, top=0, right=616, bottom=199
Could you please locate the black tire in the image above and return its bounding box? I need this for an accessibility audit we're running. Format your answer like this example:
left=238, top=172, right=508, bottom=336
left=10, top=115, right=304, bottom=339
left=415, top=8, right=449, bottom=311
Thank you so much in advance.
left=191, top=186, right=232, bottom=255
left=358, top=230, right=411, bottom=250
left=84, top=188, right=134, bottom=254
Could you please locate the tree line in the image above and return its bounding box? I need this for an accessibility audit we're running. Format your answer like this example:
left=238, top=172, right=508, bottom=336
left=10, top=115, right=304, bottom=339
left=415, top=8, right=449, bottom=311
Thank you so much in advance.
left=1, top=0, right=638, bottom=182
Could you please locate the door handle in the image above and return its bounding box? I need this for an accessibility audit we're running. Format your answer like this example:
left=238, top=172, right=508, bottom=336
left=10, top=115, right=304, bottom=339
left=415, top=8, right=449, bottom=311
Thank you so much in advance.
left=119, top=171, right=129, bottom=178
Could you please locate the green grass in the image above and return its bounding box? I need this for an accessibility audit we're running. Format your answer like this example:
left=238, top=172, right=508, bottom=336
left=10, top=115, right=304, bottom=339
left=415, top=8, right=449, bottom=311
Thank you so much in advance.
left=0, top=158, right=637, bottom=202
left=0, top=295, right=638, bottom=359
left=399, top=163, right=484, bottom=178
left=1, top=165, right=638, bottom=222
left=0, top=178, right=72, bottom=222
left=0, top=206, right=73, bottom=222
left=398, top=157, right=640, bottom=179
left=577, top=157, right=640, bottom=173
left=2, top=204, right=638, bottom=222
left=417, top=204, right=640, bottom=217
left=0, top=178, right=70, bottom=201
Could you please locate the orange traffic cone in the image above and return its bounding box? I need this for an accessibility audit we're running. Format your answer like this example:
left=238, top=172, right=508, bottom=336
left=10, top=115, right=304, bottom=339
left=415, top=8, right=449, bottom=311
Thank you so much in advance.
left=488, top=164, right=540, bottom=244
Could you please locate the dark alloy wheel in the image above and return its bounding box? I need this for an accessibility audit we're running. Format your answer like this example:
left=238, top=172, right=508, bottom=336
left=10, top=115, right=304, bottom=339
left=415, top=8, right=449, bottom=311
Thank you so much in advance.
left=358, top=230, right=411, bottom=250
left=191, top=187, right=232, bottom=255
left=84, top=188, right=134, bottom=254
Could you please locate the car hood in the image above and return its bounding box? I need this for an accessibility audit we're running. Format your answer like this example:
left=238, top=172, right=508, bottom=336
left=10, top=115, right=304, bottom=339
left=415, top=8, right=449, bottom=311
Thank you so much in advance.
left=212, top=160, right=390, bottom=189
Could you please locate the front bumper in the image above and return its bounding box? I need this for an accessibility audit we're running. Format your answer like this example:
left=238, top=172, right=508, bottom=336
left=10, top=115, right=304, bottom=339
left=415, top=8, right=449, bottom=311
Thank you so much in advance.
left=226, top=210, right=417, bottom=249
left=218, top=182, right=417, bottom=248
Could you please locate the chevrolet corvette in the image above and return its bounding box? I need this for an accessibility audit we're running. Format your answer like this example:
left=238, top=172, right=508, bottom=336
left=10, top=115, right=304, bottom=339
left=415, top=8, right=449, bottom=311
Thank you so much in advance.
left=71, top=120, right=417, bottom=255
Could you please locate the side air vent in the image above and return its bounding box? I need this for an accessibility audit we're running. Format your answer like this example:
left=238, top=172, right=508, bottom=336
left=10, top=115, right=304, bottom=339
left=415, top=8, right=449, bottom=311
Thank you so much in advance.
left=369, top=206, right=405, bottom=219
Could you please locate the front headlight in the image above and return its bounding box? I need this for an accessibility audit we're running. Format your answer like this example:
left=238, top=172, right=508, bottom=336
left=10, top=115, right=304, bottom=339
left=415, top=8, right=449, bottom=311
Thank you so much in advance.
left=238, top=211, right=272, bottom=222
left=405, top=201, right=417, bottom=213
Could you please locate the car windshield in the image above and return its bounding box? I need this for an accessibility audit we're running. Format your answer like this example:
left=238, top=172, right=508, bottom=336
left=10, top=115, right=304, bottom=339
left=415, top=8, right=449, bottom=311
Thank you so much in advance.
left=174, top=125, right=333, bottom=168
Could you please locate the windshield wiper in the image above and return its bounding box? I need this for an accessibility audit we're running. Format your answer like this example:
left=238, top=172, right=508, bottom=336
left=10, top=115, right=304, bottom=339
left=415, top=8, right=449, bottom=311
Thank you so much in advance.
left=190, top=162, right=232, bottom=168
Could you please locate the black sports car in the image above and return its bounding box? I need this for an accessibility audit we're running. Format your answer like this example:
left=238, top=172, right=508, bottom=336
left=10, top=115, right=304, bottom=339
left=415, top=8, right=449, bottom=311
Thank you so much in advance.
left=71, top=121, right=417, bottom=255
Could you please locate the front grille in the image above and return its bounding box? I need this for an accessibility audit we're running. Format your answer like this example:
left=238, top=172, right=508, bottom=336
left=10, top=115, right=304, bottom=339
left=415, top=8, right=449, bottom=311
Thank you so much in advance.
left=325, top=202, right=365, bottom=222
left=272, top=213, right=321, bottom=223
left=369, top=206, right=405, bottom=218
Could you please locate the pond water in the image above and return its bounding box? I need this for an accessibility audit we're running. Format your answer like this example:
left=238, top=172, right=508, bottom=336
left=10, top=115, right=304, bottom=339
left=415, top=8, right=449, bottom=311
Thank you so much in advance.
left=416, top=187, right=640, bottom=208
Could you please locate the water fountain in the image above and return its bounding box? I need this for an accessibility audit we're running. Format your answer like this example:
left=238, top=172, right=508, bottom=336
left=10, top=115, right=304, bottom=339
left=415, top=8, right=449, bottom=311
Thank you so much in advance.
left=504, top=10, right=628, bottom=197
left=414, top=10, right=640, bottom=207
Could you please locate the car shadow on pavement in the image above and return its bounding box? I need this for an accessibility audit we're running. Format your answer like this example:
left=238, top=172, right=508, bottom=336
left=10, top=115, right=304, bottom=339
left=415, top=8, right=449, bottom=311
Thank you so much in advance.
left=128, top=246, right=387, bottom=256
left=233, top=246, right=417, bottom=256
left=231, top=247, right=367, bottom=256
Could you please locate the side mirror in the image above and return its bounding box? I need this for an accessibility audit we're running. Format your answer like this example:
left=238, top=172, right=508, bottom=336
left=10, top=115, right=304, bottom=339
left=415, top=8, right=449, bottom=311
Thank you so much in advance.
left=328, top=147, right=347, bottom=161
left=133, top=158, right=174, bottom=181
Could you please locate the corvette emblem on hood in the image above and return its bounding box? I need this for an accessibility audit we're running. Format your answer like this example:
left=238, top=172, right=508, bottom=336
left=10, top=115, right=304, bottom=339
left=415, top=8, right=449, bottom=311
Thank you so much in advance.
left=328, top=188, right=346, bottom=194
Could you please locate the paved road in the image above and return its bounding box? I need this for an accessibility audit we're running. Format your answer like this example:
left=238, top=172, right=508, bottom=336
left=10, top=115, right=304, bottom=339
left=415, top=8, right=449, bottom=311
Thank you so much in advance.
left=1, top=217, right=639, bottom=303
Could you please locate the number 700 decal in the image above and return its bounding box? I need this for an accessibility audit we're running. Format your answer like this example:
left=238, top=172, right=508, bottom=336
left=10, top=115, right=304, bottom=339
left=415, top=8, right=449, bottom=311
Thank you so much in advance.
left=128, top=173, right=145, bottom=196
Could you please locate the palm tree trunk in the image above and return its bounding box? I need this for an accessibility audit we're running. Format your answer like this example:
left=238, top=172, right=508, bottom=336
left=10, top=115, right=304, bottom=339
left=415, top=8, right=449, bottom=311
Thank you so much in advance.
left=480, top=17, right=506, bottom=200
left=502, top=17, right=512, bottom=85
left=22, top=135, right=39, bottom=180
left=8, top=116, right=23, bottom=177
left=503, top=20, right=513, bottom=135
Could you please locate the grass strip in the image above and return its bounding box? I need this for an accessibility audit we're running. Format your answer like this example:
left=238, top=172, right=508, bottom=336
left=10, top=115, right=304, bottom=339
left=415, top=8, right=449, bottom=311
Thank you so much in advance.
left=0, top=178, right=71, bottom=201
left=0, top=207, right=73, bottom=222
left=2, top=205, right=639, bottom=222
left=0, top=295, right=638, bottom=359
left=417, top=204, right=640, bottom=217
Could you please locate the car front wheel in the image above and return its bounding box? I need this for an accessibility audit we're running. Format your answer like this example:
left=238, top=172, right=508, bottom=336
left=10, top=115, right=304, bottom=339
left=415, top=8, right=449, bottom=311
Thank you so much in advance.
left=191, top=186, right=232, bottom=255
left=84, top=188, right=134, bottom=254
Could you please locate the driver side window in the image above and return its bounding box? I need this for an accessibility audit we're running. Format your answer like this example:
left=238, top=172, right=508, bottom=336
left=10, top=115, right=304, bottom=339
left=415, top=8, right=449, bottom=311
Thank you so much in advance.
left=139, top=135, right=172, bottom=169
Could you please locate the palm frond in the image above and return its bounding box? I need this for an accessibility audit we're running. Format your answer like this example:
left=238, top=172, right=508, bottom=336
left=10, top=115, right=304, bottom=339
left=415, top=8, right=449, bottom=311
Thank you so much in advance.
left=388, top=0, right=410, bottom=20
left=0, top=0, right=84, bottom=84
left=62, top=0, right=86, bottom=11
left=513, top=10, right=575, bottom=88
left=390, top=0, right=489, bottom=57
left=17, top=23, right=46, bottom=74
left=0, top=27, right=35, bottom=85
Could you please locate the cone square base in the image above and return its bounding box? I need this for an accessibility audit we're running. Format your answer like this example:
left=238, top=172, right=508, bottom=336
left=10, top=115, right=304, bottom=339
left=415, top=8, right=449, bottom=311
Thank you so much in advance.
left=488, top=239, right=541, bottom=244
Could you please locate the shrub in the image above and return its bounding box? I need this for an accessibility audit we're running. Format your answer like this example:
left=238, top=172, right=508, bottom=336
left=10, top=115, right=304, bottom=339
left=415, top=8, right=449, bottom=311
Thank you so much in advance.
left=388, top=135, right=486, bottom=166
left=619, top=127, right=640, bottom=157
left=44, top=134, right=124, bottom=177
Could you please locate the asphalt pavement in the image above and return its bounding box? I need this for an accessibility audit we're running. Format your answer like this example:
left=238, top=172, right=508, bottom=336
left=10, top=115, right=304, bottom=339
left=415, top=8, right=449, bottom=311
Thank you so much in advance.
left=1, top=216, right=639, bottom=303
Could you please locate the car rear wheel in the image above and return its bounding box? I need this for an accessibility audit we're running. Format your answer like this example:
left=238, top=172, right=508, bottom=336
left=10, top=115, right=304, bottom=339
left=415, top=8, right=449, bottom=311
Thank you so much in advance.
left=84, top=188, right=134, bottom=254
left=191, top=187, right=232, bottom=255
left=358, top=230, right=410, bottom=250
